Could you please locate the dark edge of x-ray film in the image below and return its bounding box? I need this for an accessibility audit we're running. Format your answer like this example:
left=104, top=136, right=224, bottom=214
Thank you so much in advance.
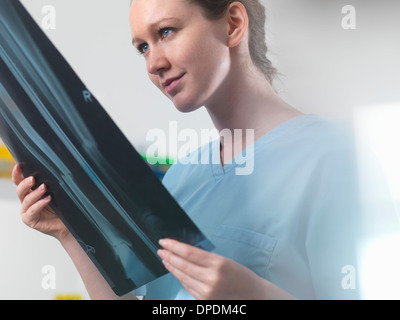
left=0, top=0, right=214, bottom=296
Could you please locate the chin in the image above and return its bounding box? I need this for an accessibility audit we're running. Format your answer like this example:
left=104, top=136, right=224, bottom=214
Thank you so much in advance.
left=171, top=95, right=203, bottom=114
left=175, top=104, right=201, bottom=114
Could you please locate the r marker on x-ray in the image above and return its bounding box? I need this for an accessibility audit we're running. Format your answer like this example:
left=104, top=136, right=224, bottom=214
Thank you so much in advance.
left=83, top=90, right=93, bottom=103
left=0, top=0, right=214, bottom=296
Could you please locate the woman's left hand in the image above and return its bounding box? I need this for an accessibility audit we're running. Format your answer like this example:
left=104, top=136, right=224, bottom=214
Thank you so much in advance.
left=157, top=238, right=296, bottom=300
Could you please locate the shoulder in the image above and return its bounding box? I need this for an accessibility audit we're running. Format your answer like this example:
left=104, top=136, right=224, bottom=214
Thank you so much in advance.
left=295, top=115, right=358, bottom=179
left=284, top=115, right=356, bottom=151
left=255, top=114, right=358, bottom=170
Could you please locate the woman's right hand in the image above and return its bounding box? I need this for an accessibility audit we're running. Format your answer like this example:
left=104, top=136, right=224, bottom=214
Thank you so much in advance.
left=12, top=164, right=70, bottom=240
left=12, top=164, right=134, bottom=299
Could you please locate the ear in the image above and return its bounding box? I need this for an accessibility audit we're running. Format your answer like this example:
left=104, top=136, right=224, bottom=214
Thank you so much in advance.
left=226, top=2, right=249, bottom=48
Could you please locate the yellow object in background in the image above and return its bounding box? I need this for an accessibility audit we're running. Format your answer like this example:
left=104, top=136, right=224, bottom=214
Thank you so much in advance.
left=54, top=293, right=83, bottom=300
left=0, top=145, right=13, bottom=160
left=0, top=143, right=15, bottom=179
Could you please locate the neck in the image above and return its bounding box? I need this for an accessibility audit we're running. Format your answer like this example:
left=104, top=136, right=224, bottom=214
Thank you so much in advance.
left=204, top=66, right=303, bottom=164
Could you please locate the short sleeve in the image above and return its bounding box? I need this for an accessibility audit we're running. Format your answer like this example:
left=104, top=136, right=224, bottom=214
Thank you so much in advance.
left=304, top=128, right=400, bottom=299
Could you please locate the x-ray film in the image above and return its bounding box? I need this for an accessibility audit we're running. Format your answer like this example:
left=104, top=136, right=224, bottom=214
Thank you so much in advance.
left=0, top=0, right=213, bottom=296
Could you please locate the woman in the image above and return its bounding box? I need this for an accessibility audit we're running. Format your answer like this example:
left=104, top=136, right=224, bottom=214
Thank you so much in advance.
left=13, top=0, right=365, bottom=300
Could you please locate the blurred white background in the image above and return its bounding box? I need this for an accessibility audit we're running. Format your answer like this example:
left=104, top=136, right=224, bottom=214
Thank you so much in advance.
left=0, top=0, right=399, bottom=299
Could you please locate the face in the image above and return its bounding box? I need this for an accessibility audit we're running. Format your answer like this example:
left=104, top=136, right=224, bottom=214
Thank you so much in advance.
left=129, top=0, right=231, bottom=113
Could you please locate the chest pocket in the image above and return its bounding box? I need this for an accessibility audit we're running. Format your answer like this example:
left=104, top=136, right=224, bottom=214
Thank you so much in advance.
left=210, top=224, right=277, bottom=279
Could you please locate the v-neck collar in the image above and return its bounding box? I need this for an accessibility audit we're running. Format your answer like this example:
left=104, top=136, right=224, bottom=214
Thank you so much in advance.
left=209, top=114, right=318, bottom=181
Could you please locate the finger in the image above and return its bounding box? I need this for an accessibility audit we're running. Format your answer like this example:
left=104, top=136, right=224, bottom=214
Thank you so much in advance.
left=184, top=285, right=206, bottom=301
left=162, top=259, right=206, bottom=299
left=158, top=248, right=209, bottom=281
left=159, top=239, right=215, bottom=267
left=22, top=195, right=52, bottom=228
left=16, top=176, right=35, bottom=203
left=12, top=164, right=24, bottom=186
left=21, top=183, right=47, bottom=213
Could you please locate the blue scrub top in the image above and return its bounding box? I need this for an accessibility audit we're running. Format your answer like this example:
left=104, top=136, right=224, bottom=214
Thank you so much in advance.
left=139, top=114, right=393, bottom=300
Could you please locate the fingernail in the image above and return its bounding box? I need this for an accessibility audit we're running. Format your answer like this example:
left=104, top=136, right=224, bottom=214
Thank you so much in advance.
left=45, top=195, right=51, bottom=201
left=40, top=183, right=46, bottom=190
left=159, top=239, right=167, bottom=247
left=29, top=177, right=34, bottom=184
left=157, top=249, right=165, bottom=258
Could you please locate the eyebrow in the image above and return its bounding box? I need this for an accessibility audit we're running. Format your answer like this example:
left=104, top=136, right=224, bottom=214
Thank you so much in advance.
left=131, top=17, right=180, bottom=46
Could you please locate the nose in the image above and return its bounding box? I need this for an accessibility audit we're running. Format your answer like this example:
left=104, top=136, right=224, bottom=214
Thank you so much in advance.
left=146, top=46, right=170, bottom=76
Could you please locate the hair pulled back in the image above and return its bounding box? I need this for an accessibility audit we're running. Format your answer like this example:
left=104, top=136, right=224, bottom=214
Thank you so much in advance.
left=188, top=0, right=277, bottom=84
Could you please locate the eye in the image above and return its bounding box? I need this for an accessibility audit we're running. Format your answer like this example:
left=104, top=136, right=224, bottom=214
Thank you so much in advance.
left=137, top=43, right=149, bottom=55
left=136, top=28, right=175, bottom=55
left=159, top=28, right=174, bottom=39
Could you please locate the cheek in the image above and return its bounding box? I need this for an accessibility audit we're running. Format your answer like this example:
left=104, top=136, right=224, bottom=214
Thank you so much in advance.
left=177, top=36, right=230, bottom=85
left=175, top=23, right=228, bottom=69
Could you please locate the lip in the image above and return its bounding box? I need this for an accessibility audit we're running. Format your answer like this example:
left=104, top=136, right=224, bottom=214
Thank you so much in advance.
left=162, top=74, right=185, bottom=95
